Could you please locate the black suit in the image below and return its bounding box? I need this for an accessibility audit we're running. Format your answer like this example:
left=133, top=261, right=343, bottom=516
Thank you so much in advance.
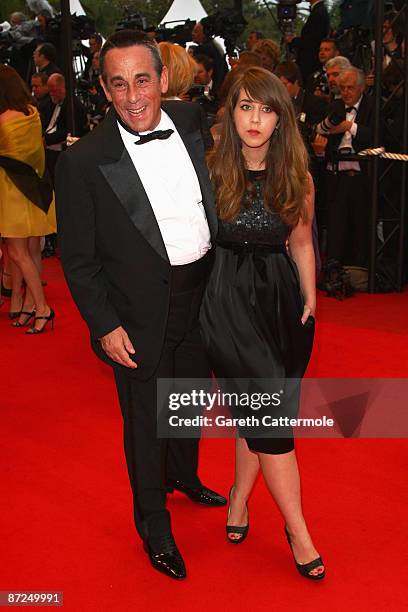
left=324, top=94, right=374, bottom=265
left=43, top=96, right=88, bottom=180
left=55, top=102, right=218, bottom=541
left=290, top=1, right=330, bottom=82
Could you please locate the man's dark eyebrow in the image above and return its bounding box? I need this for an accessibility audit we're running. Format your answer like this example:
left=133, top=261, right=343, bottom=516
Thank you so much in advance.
left=110, top=72, right=151, bottom=83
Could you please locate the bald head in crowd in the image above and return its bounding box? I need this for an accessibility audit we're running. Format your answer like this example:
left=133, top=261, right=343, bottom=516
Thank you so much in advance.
left=47, top=73, right=65, bottom=104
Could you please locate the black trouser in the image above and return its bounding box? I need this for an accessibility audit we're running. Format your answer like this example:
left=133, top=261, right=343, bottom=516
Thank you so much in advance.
left=327, top=171, right=370, bottom=266
left=113, top=255, right=211, bottom=542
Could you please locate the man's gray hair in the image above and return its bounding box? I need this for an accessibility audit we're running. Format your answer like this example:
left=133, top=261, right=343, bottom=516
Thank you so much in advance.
left=339, top=67, right=366, bottom=88
left=10, top=12, right=28, bottom=24
left=325, top=56, right=352, bottom=71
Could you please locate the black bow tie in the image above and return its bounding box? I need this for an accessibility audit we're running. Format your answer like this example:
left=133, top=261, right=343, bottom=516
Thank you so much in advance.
left=345, top=106, right=356, bottom=113
left=135, top=129, right=174, bottom=145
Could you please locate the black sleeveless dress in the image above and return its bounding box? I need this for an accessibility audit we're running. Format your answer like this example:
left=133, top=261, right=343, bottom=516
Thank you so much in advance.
left=200, top=170, right=315, bottom=454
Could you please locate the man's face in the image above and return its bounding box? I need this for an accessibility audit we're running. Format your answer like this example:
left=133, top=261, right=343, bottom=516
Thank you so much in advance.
left=91, top=52, right=100, bottom=71
left=194, top=63, right=212, bottom=86
left=48, top=78, right=65, bottom=104
left=279, top=76, right=299, bottom=99
left=31, top=76, right=48, bottom=99
left=89, top=37, right=101, bottom=54
left=192, top=22, right=205, bottom=44
left=326, top=64, right=342, bottom=94
left=383, top=20, right=394, bottom=45
left=101, top=45, right=168, bottom=133
left=339, top=72, right=363, bottom=106
left=246, top=32, right=258, bottom=50
left=319, top=42, right=337, bottom=64
left=37, top=15, right=47, bottom=29
left=33, top=46, right=44, bottom=67
left=10, top=14, right=22, bottom=26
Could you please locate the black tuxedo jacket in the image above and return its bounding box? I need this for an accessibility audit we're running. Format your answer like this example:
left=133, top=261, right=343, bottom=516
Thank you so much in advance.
left=55, top=101, right=218, bottom=379
left=325, top=94, right=374, bottom=173
left=43, top=96, right=89, bottom=146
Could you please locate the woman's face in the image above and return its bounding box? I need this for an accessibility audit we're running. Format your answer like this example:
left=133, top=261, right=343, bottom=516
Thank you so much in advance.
left=233, top=88, right=279, bottom=151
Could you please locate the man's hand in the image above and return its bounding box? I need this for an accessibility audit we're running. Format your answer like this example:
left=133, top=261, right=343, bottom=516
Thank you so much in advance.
left=328, top=119, right=353, bottom=135
left=312, top=134, right=327, bottom=156
left=100, top=326, right=137, bottom=368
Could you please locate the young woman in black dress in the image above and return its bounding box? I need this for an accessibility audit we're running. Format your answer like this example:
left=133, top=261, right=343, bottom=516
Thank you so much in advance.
left=201, top=67, right=324, bottom=579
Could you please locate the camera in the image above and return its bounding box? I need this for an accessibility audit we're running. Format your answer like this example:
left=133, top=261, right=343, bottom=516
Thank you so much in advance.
left=116, top=12, right=146, bottom=32
left=47, top=14, right=96, bottom=40
left=309, top=70, right=330, bottom=96
left=277, top=0, right=302, bottom=34
left=200, top=9, right=247, bottom=56
left=318, top=109, right=346, bottom=134
left=156, top=20, right=196, bottom=46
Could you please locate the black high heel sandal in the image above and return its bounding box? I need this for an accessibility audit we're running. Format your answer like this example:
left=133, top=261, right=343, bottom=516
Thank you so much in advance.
left=12, top=309, right=35, bottom=327
left=284, top=527, right=325, bottom=580
left=226, top=486, right=249, bottom=544
left=26, top=308, right=55, bottom=335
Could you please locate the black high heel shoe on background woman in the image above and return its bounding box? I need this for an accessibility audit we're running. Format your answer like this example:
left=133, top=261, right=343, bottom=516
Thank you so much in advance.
left=226, top=486, right=249, bottom=544
left=284, top=526, right=325, bottom=580
left=12, top=309, right=35, bottom=327
left=26, top=308, right=55, bottom=335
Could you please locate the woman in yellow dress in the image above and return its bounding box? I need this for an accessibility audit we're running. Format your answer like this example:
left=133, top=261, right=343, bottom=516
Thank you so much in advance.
left=0, top=64, right=56, bottom=333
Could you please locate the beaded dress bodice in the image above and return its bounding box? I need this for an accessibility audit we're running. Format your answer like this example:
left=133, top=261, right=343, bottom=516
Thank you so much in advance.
left=217, top=170, right=290, bottom=246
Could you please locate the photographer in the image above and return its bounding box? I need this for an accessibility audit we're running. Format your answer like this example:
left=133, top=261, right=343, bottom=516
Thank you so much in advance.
left=33, top=42, right=61, bottom=77
left=315, top=67, right=374, bottom=267
left=324, top=56, right=352, bottom=101
left=82, top=34, right=103, bottom=81
left=276, top=60, right=327, bottom=256
left=43, top=73, right=88, bottom=178
left=191, top=20, right=228, bottom=97
left=191, top=54, right=219, bottom=118
left=306, top=38, right=339, bottom=99
left=31, top=71, right=51, bottom=128
left=286, top=0, right=330, bottom=82
left=1, top=12, right=37, bottom=80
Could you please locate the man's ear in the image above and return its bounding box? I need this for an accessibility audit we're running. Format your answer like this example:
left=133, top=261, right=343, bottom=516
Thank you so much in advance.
left=160, top=65, right=169, bottom=95
left=100, top=75, right=112, bottom=102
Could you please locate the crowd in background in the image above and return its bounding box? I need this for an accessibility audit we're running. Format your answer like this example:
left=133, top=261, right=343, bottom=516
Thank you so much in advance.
left=0, top=0, right=407, bottom=308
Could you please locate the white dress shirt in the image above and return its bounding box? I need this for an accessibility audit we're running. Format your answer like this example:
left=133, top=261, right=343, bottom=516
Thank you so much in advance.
left=45, top=103, right=63, bottom=151
left=337, top=96, right=362, bottom=171
left=117, top=110, right=211, bottom=266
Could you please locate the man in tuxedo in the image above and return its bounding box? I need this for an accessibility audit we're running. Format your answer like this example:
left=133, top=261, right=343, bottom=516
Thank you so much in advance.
left=55, top=30, right=225, bottom=581
left=286, top=0, right=330, bottom=83
left=315, top=67, right=374, bottom=266
left=43, top=73, right=88, bottom=177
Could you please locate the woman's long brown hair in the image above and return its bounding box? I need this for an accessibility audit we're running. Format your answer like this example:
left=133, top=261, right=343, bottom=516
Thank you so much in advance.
left=208, top=67, right=310, bottom=226
left=0, top=64, right=33, bottom=115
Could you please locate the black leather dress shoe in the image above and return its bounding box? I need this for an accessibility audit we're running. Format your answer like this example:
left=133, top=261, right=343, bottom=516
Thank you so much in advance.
left=166, top=479, right=227, bottom=506
left=144, top=533, right=186, bottom=580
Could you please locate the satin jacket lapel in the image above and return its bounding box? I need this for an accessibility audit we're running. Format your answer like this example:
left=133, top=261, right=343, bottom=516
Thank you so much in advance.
left=98, top=113, right=169, bottom=263
left=177, top=128, right=218, bottom=240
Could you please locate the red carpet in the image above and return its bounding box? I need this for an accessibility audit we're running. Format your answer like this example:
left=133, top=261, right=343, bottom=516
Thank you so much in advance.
left=1, top=258, right=407, bottom=611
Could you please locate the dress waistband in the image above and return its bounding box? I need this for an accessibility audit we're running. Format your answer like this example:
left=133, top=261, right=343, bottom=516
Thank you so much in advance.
left=217, top=240, right=287, bottom=254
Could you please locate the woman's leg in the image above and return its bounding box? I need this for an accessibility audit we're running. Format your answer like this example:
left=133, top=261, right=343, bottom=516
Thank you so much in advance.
left=28, top=236, right=43, bottom=276
left=227, top=438, right=259, bottom=540
left=6, top=238, right=50, bottom=329
left=9, top=259, right=24, bottom=314
left=258, top=449, right=324, bottom=576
